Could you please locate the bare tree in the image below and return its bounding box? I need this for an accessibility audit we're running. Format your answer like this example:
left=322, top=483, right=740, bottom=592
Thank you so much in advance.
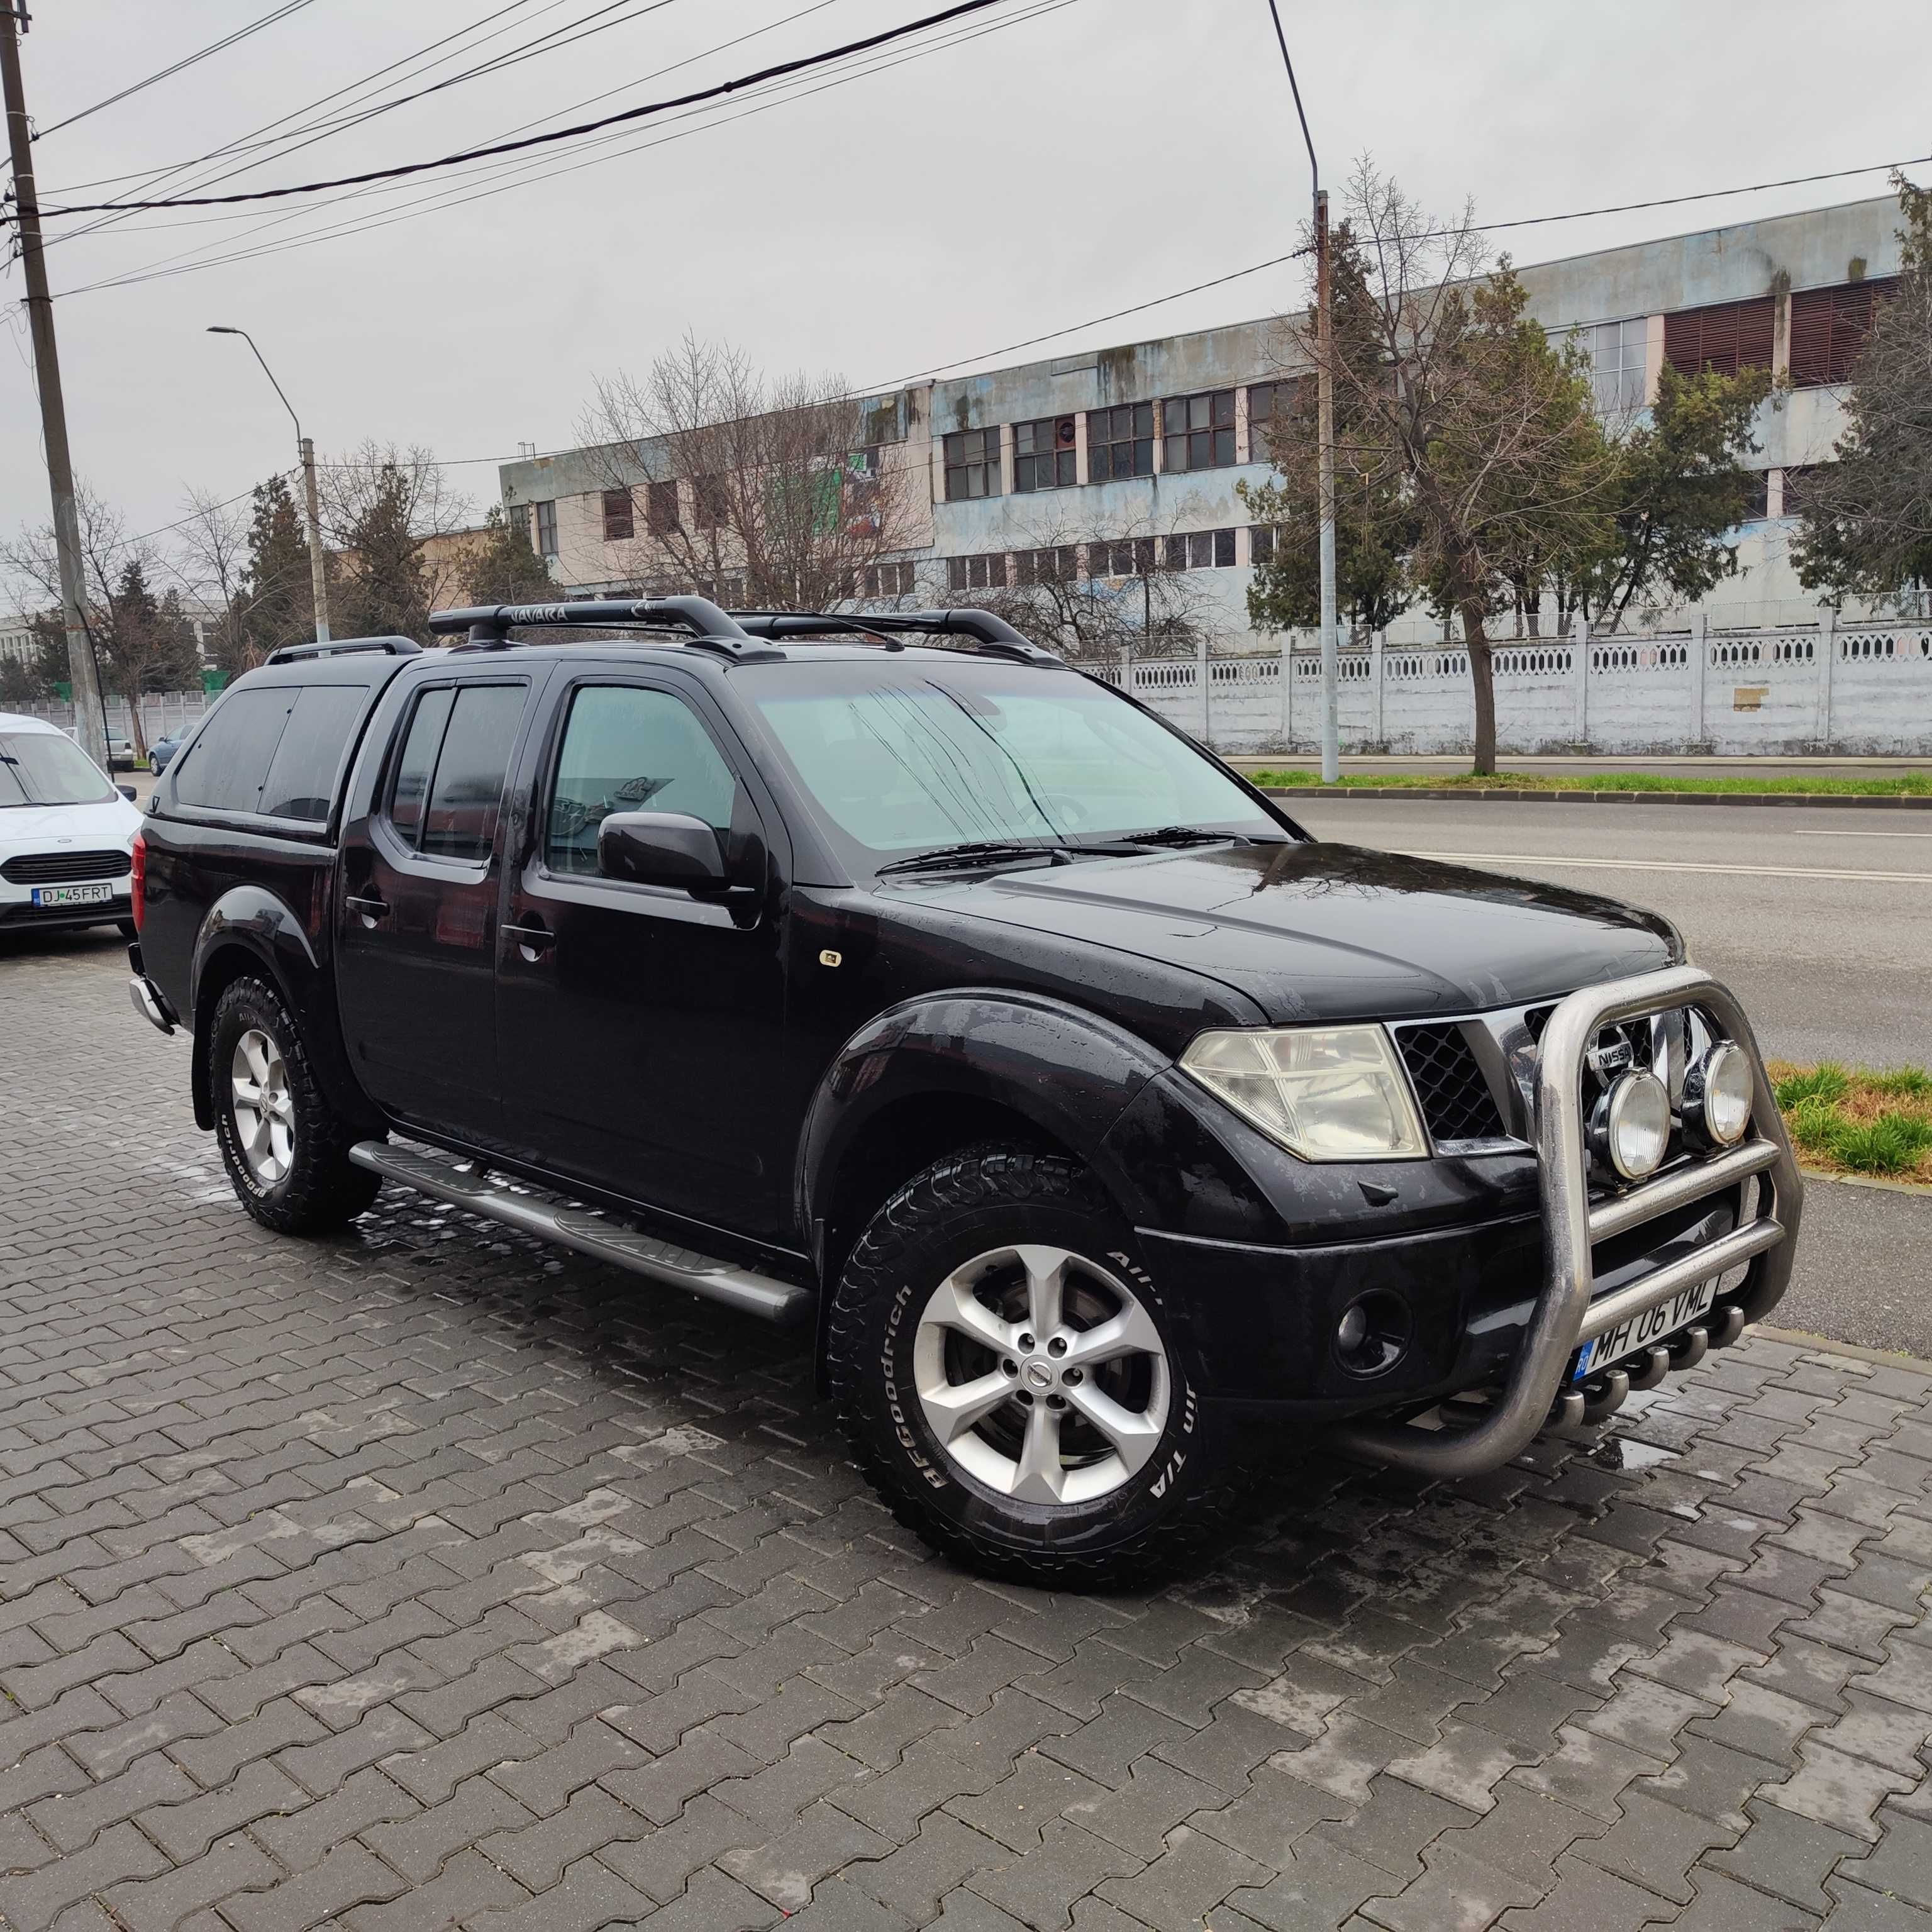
left=945, top=513, right=1228, bottom=665
left=0, top=483, right=177, bottom=757
left=170, top=486, right=257, bottom=674
left=577, top=333, right=923, bottom=611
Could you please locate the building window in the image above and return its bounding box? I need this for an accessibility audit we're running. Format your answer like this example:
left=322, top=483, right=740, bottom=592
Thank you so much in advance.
left=1087, top=403, right=1154, bottom=482
left=1087, top=536, right=1157, bottom=579
left=509, top=504, right=532, bottom=546
left=1014, top=545, right=1077, bottom=587
left=1162, top=391, right=1236, bottom=472
left=1589, top=319, right=1647, bottom=412
left=943, top=428, right=1002, bottom=500
left=1738, top=470, right=1770, bottom=522
left=1250, top=524, right=1279, bottom=565
left=1247, top=381, right=1295, bottom=463
left=694, top=477, right=728, bottom=529
left=861, top=560, right=916, bottom=598
left=646, top=480, right=680, bottom=535
left=1788, top=279, right=1898, bottom=387
left=945, top=553, right=1007, bottom=592
left=601, top=489, right=635, bottom=543
left=533, top=500, right=558, bottom=558
left=1013, top=416, right=1077, bottom=492
left=1663, top=297, right=1774, bottom=380
left=1163, top=528, right=1237, bottom=570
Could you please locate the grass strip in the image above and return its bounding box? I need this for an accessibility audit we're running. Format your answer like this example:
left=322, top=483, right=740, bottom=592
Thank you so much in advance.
left=1246, top=769, right=1932, bottom=797
left=1767, top=1060, right=1932, bottom=1181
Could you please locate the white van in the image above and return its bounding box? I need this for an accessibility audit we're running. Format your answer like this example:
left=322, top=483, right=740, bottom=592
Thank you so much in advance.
left=0, top=712, right=144, bottom=937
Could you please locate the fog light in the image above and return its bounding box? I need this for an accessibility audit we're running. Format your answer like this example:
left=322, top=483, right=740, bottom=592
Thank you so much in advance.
left=1684, top=1041, right=1752, bottom=1149
left=1334, top=1291, right=1411, bottom=1377
left=1591, top=1069, right=1671, bottom=1180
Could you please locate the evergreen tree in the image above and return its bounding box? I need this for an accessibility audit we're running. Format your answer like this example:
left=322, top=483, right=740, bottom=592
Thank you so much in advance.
left=235, top=474, right=316, bottom=669
left=461, top=504, right=555, bottom=607
left=339, top=461, right=430, bottom=641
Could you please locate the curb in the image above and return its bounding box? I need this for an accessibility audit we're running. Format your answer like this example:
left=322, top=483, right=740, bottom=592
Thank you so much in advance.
left=1259, top=787, right=1932, bottom=809
left=1753, top=1324, right=1932, bottom=1375
left=1798, top=1165, right=1932, bottom=1199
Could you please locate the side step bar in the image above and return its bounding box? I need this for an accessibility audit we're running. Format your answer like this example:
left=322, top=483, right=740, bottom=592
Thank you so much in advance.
left=348, top=1140, right=814, bottom=1326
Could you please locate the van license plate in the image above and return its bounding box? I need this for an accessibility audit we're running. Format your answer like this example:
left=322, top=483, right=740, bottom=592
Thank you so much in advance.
left=1574, top=1277, right=1718, bottom=1382
left=31, top=883, right=113, bottom=907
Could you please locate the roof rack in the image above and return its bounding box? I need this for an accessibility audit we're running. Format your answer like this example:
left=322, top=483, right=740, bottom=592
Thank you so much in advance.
left=264, top=635, right=423, bottom=665
left=428, top=597, right=784, bottom=662
left=730, top=608, right=1062, bottom=665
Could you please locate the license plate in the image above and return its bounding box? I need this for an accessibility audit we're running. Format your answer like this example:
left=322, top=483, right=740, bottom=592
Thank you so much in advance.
left=30, top=882, right=114, bottom=907
left=1574, top=1276, right=1718, bottom=1382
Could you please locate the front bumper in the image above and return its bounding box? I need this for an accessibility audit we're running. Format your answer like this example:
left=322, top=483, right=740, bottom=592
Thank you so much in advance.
left=1334, top=965, right=1800, bottom=1474
left=1139, top=967, right=1799, bottom=1467
left=0, top=891, right=132, bottom=933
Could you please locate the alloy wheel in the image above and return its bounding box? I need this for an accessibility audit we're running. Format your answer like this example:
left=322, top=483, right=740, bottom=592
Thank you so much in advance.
left=913, top=1243, right=1170, bottom=1505
left=230, top=1027, right=294, bottom=1185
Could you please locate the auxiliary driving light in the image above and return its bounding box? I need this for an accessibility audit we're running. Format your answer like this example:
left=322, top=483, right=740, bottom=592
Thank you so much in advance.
left=1591, top=1069, right=1672, bottom=1180
left=1683, top=1041, right=1753, bottom=1149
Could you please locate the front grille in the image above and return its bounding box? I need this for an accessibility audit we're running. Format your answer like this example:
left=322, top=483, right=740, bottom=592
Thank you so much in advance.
left=1398, top=1024, right=1507, bottom=1143
left=1, top=848, right=131, bottom=885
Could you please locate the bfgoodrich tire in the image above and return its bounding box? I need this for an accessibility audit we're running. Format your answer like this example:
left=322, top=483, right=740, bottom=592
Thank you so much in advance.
left=209, top=975, right=380, bottom=1235
left=828, top=1143, right=1242, bottom=1587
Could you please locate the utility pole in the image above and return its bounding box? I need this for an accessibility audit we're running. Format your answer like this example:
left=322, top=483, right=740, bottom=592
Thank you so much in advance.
left=1264, top=0, right=1338, bottom=784
left=2, top=0, right=111, bottom=770
left=208, top=326, right=330, bottom=643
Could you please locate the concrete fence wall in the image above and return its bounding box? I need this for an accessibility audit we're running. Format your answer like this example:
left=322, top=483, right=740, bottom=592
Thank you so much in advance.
left=15, top=616, right=1930, bottom=761
left=1091, top=616, right=1932, bottom=757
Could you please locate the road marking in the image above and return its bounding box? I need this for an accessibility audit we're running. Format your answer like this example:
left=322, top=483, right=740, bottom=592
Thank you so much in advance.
left=1402, top=850, right=1932, bottom=884
left=1789, top=827, right=1932, bottom=839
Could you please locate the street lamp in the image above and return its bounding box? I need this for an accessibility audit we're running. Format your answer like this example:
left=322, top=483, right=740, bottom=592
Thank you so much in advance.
left=1263, top=1, right=1338, bottom=785
left=207, top=326, right=332, bottom=644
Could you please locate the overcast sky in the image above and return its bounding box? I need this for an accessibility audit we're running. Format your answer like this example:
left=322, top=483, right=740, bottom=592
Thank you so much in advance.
left=3, top=0, right=1926, bottom=567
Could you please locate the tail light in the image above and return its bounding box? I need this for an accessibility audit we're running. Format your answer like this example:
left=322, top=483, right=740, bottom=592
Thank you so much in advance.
left=130, top=831, right=147, bottom=933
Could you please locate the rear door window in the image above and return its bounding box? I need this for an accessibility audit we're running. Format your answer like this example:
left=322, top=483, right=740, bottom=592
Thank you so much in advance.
left=386, top=682, right=526, bottom=863
left=170, top=687, right=297, bottom=813
left=257, top=685, right=369, bottom=821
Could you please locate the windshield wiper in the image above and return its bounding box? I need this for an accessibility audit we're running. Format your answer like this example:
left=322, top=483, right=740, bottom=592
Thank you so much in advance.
left=876, top=840, right=1074, bottom=877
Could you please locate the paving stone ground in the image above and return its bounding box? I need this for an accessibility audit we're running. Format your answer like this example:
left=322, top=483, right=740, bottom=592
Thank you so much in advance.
left=3, top=933, right=1930, bottom=1932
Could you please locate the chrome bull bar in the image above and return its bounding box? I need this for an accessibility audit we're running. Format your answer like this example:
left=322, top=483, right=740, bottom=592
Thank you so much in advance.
left=1335, top=964, right=1802, bottom=1477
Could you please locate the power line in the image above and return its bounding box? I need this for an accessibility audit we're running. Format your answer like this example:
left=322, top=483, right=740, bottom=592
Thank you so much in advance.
left=52, top=0, right=1074, bottom=296
left=41, top=0, right=843, bottom=244
left=31, top=0, right=319, bottom=142
left=31, top=0, right=1008, bottom=216
left=30, top=2, right=568, bottom=255
left=67, top=0, right=685, bottom=223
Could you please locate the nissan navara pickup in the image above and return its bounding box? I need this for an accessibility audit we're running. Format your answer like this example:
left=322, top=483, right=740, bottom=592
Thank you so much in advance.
left=126, top=599, right=1802, bottom=1584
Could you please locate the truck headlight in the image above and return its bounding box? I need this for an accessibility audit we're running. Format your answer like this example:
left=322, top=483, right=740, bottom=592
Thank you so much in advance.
left=1684, top=1041, right=1752, bottom=1149
left=1591, top=1069, right=1672, bottom=1180
left=1181, top=1025, right=1428, bottom=1162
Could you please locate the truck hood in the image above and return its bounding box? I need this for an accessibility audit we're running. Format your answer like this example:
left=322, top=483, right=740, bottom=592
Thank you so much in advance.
left=909, top=840, right=1680, bottom=1025
left=0, top=796, right=141, bottom=851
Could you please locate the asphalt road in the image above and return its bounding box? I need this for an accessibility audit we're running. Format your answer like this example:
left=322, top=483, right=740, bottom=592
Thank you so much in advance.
left=1285, top=794, right=1932, bottom=1072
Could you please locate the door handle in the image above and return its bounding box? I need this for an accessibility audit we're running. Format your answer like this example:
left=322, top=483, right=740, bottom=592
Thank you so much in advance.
left=502, top=921, right=556, bottom=958
left=345, top=893, right=389, bottom=926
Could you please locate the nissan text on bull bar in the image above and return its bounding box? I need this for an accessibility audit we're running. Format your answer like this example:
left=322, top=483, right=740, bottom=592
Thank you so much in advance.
left=125, top=597, right=1802, bottom=1585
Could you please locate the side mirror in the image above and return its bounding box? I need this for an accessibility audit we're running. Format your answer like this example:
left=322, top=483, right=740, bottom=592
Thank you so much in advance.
left=597, top=810, right=730, bottom=894
left=116, top=784, right=138, bottom=802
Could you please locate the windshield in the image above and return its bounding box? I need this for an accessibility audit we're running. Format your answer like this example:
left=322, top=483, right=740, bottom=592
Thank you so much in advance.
left=0, top=730, right=115, bottom=808
left=741, top=659, right=1286, bottom=869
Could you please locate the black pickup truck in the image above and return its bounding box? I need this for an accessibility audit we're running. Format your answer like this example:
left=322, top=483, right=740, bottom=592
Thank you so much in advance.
left=128, top=599, right=1801, bottom=1584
